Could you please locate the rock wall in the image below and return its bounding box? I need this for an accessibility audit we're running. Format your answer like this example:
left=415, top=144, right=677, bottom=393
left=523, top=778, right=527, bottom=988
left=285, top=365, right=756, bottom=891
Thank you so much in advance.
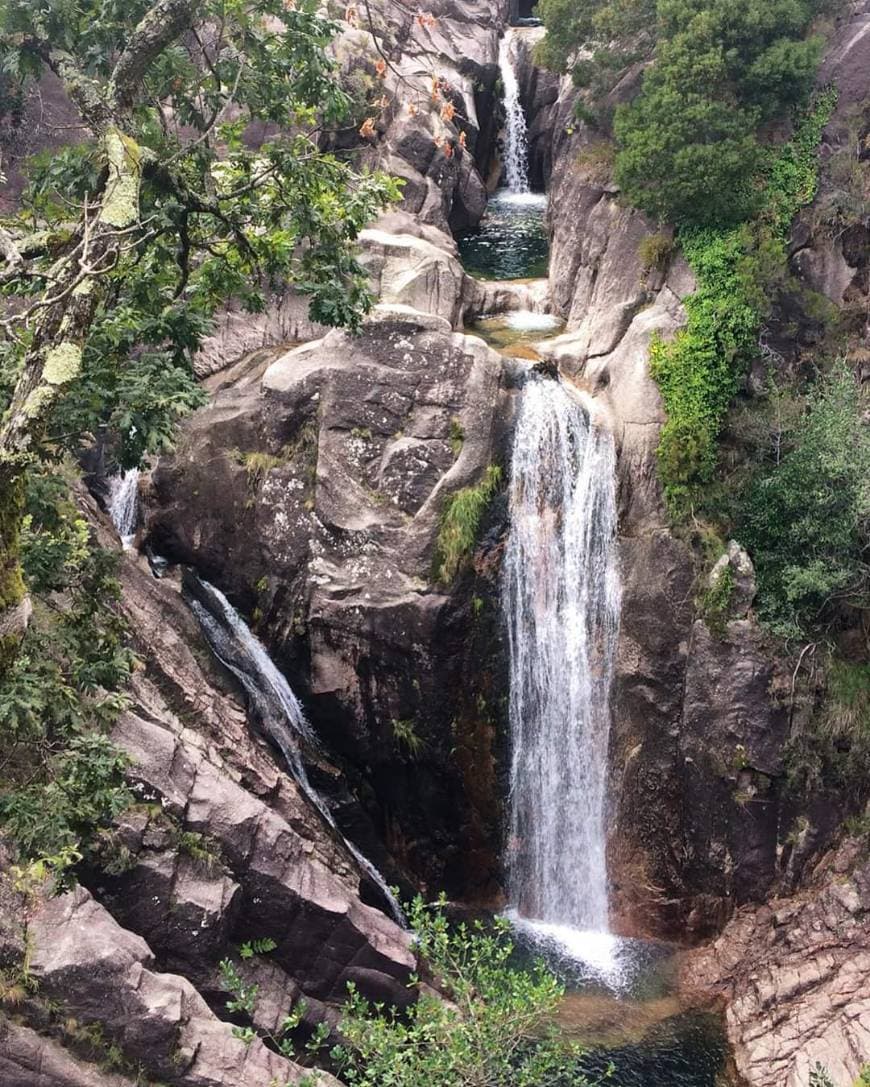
left=685, top=839, right=870, bottom=1087
left=523, top=1, right=870, bottom=942
left=144, top=303, right=517, bottom=903
left=0, top=542, right=415, bottom=1082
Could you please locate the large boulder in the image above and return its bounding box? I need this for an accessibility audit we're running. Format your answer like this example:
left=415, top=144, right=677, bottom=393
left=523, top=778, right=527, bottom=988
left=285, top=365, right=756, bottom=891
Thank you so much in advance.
left=107, top=703, right=414, bottom=1003
left=145, top=305, right=514, bottom=902
left=27, top=887, right=339, bottom=1087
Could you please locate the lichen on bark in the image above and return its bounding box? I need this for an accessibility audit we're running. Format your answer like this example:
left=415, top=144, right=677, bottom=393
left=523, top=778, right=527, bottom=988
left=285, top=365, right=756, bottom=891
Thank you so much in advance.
left=42, top=342, right=83, bottom=386
left=0, top=475, right=28, bottom=671
left=101, top=128, right=142, bottom=230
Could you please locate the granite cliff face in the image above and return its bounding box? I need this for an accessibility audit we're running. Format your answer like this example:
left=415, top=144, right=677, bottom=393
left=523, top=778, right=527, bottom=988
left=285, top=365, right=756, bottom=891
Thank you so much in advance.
left=685, top=838, right=870, bottom=1087
left=500, top=4, right=870, bottom=946
left=145, top=303, right=515, bottom=903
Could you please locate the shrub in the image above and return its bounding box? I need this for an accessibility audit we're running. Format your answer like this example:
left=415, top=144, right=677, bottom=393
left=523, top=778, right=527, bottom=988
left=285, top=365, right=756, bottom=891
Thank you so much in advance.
left=614, top=0, right=825, bottom=227
left=700, top=562, right=734, bottom=635
left=638, top=232, right=674, bottom=275
left=218, top=896, right=587, bottom=1087
left=740, top=364, right=870, bottom=640
left=0, top=470, right=134, bottom=868
left=334, top=895, right=588, bottom=1087
left=786, top=657, right=870, bottom=801
left=434, top=466, right=502, bottom=584
left=648, top=90, right=837, bottom=514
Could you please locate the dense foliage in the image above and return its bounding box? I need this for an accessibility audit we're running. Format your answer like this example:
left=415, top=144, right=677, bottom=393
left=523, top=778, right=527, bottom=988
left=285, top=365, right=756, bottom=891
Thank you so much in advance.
left=222, top=896, right=588, bottom=1087
left=0, top=0, right=400, bottom=678
left=614, top=0, right=824, bottom=226
left=740, top=365, right=870, bottom=640
left=648, top=89, right=836, bottom=513
left=787, top=656, right=870, bottom=802
left=0, top=471, right=133, bottom=863
left=0, top=0, right=400, bottom=867
left=534, top=0, right=656, bottom=103
left=336, top=898, right=585, bottom=1087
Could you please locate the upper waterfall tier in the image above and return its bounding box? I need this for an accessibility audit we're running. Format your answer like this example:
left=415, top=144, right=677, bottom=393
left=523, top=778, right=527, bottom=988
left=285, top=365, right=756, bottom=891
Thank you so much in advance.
left=503, top=376, right=621, bottom=932
left=499, top=30, right=531, bottom=194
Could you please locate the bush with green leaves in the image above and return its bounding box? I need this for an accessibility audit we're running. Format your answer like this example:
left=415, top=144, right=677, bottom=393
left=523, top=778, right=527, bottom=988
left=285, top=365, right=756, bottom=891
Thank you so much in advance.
left=648, top=90, right=836, bottom=513
left=219, top=898, right=589, bottom=1087
left=335, top=896, right=587, bottom=1087
left=740, top=364, right=869, bottom=640
left=614, top=0, right=824, bottom=227
left=534, top=0, right=656, bottom=104
left=0, top=470, right=134, bottom=865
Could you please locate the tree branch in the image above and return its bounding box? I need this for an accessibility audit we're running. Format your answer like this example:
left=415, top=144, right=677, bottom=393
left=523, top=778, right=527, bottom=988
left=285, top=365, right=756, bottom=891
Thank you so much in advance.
left=110, top=0, right=205, bottom=110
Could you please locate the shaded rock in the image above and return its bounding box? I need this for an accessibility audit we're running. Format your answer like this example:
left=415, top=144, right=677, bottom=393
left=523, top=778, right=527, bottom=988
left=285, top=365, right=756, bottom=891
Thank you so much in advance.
left=145, top=305, right=513, bottom=902
left=677, top=620, right=791, bottom=932
left=109, top=703, right=415, bottom=1003
left=0, top=1020, right=136, bottom=1087
left=27, top=887, right=337, bottom=1086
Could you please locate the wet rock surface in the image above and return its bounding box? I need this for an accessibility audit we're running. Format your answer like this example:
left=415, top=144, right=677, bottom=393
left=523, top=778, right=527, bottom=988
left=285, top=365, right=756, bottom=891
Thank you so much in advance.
left=145, top=304, right=513, bottom=902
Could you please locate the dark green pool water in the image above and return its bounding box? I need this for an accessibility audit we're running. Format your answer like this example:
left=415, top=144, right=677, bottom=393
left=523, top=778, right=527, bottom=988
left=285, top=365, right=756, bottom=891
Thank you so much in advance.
left=508, top=920, right=730, bottom=1087
left=458, top=190, right=549, bottom=280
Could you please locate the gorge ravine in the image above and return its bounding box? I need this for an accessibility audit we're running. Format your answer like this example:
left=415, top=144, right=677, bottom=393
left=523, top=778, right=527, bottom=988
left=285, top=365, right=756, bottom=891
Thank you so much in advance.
left=2, top=1, right=870, bottom=1085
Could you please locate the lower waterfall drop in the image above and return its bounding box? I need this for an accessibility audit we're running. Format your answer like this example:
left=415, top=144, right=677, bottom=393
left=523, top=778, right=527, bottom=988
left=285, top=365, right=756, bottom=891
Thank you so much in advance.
left=503, top=375, right=621, bottom=947
left=187, top=577, right=406, bottom=927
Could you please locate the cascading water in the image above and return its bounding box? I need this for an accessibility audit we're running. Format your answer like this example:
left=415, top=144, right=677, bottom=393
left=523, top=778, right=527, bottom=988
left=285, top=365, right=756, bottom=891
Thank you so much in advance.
left=498, top=30, right=530, bottom=195
left=459, top=30, right=547, bottom=281
left=503, top=376, right=621, bottom=954
left=186, top=577, right=406, bottom=927
left=107, top=468, right=140, bottom=548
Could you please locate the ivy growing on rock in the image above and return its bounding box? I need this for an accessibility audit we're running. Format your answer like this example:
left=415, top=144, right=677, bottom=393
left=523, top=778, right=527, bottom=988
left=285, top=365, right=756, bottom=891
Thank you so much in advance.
left=648, top=89, right=837, bottom=514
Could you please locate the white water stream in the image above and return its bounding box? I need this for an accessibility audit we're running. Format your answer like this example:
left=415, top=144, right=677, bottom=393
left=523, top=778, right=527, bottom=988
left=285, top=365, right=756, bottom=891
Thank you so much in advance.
left=107, top=468, right=141, bottom=548
left=187, top=578, right=406, bottom=927
left=499, top=31, right=531, bottom=194
left=503, top=377, right=621, bottom=961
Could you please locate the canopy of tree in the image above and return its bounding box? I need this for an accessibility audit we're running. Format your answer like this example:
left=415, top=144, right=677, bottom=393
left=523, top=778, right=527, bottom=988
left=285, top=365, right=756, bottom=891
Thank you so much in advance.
left=0, top=0, right=399, bottom=670
left=536, top=0, right=825, bottom=227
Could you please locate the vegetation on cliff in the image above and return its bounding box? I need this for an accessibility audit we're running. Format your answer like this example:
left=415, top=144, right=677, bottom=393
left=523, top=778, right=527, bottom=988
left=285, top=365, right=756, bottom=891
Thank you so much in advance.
left=0, top=0, right=402, bottom=877
left=613, top=0, right=825, bottom=226
left=0, top=471, right=132, bottom=867
left=648, top=88, right=837, bottom=512
left=222, top=896, right=591, bottom=1087
left=0, top=0, right=399, bottom=682
left=740, top=363, right=870, bottom=640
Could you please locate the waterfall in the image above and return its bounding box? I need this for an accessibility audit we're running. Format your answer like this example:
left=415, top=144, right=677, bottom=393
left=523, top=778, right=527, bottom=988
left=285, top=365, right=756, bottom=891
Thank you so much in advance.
left=498, top=31, right=530, bottom=194
left=107, top=468, right=140, bottom=548
left=186, top=577, right=406, bottom=927
left=503, top=376, right=620, bottom=935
